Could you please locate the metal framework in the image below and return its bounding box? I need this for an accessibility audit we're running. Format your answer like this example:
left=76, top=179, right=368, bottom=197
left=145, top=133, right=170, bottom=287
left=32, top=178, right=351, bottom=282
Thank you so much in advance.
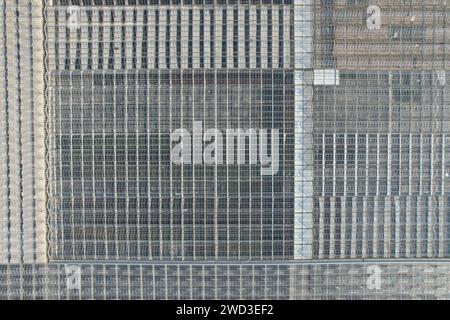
left=0, top=0, right=450, bottom=299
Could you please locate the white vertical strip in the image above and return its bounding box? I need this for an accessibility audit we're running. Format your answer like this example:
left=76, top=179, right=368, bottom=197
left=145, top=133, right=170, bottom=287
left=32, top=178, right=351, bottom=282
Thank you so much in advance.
left=249, top=7, right=256, bottom=69
left=318, top=197, right=324, bottom=258
left=427, top=196, right=434, bottom=257
left=238, top=7, right=245, bottom=69
left=329, top=197, right=336, bottom=258
left=439, top=135, right=446, bottom=257
left=374, top=197, right=379, bottom=257
left=293, top=0, right=313, bottom=260
left=341, top=133, right=348, bottom=258
left=204, top=9, right=211, bottom=69
left=192, top=9, right=199, bottom=69
left=272, top=8, right=279, bottom=69
left=181, top=9, right=189, bottom=69
left=439, top=196, right=445, bottom=257
left=419, top=134, right=424, bottom=197
left=406, top=134, right=413, bottom=257
left=125, top=10, right=134, bottom=69
left=215, top=8, right=223, bottom=69
left=0, top=93, right=6, bottom=259
left=54, top=9, right=62, bottom=69
left=406, top=196, right=412, bottom=257
left=46, top=9, right=55, bottom=70
left=340, top=197, right=347, bottom=259
left=386, top=73, right=393, bottom=258
left=6, top=3, right=21, bottom=263
left=417, top=196, right=423, bottom=257
left=351, top=197, right=357, bottom=258
left=170, top=9, right=177, bottom=69
left=284, top=7, right=291, bottom=68
left=135, top=10, right=143, bottom=69
left=395, top=134, right=402, bottom=257
left=23, top=0, right=37, bottom=262
left=158, top=9, right=166, bottom=69
left=22, top=3, right=35, bottom=262
left=103, top=10, right=111, bottom=69
left=428, top=135, right=435, bottom=257
left=148, top=8, right=155, bottom=69
left=80, top=9, right=89, bottom=69
left=418, top=134, right=424, bottom=257
left=352, top=134, right=358, bottom=258
left=294, top=72, right=314, bottom=260
left=0, top=1, right=9, bottom=262
left=333, top=135, right=336, bottom=197
left=384, top=197, right=391, bottom=258
left=227, top=7, right=233, bottom=68
left=332, top=134, right=337, bottom=246
left=260, top=8, right=268, bottom=69
left=0, top=0, right=46, bottom=263
left=374, top=134, right=381, bottom=257
left=70, top=20, right=78, bottom=70
left=394, top=197, right=400, bottom=258
left=91, top=10, right=99, bottom=70
left=362, top=198, right=368, bottom=258
left=114, top=16, right=121, bottom=69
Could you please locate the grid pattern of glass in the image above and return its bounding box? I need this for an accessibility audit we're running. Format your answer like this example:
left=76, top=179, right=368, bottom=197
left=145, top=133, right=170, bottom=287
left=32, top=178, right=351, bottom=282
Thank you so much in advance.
left=3, top=261, right=450, bottom=300
left=46, top=3, right=295, bottom=70
left=312, top=0, right=450, bottom=259
left=2, top=0, right=450, bottom=300
left=46, top=2, right=296, bottom=261
left=0, top=0, right=47, bottom=264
